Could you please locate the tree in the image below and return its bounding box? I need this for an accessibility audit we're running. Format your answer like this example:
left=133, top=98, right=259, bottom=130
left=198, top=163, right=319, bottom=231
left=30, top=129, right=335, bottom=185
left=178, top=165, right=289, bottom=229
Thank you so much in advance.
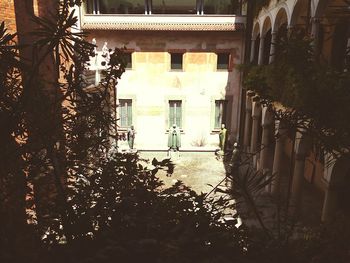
left=0, top=1, right=247, bottom=262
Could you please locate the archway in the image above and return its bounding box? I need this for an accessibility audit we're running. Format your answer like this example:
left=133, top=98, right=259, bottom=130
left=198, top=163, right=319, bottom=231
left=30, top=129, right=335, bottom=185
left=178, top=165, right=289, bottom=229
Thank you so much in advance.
left=261, top=16, right=272, bottom=64
left=322, top=154, right=350, bottom=221
left=252, top=22, right=260, bottom=64
left=290, top=0, right=311, bottom=34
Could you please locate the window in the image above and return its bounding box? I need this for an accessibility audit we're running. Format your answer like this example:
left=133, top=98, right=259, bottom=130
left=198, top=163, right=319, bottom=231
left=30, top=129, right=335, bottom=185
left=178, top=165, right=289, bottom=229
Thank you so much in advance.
left=152, top=0, right=197, bottom=14
left=119, top=99, right=132, bottom=127
left=214, top=100, right=227, bottom=129
left=99, top=0, right=145, bottom=14
left=169, top=100, right=182, bottom=128
left=203, top=0, right=238, bottom=14
left=217, top=53, right=231, bottom=70
left=170, top=53, right=183, bottom=70
left=125, top=52, right=132, bottom=69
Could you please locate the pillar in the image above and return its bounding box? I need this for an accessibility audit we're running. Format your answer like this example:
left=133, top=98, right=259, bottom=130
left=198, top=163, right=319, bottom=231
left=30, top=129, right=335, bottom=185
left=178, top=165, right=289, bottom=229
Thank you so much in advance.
left=311, top=18, right=320, bottom=56
left=259, top=106, right=274, bottom=170
left=271, top=125, right=287, bottom=196
left=290, top=153, right=306, bottom=215
left=250, top=38, right=256, bottom=63
left=321, top=186, right=338, bottom=222
left=269, top=31, right=277, bottom=63
left=250, top=97, right=261, bottom=154
left=243, top=91, right=254, bottom=151
left=258, top=36, right=265, bottom=65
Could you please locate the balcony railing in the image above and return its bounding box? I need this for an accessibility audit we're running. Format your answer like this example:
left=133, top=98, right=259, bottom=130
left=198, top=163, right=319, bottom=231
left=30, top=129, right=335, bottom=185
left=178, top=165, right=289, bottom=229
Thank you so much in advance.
left=80, top=0, right=245, bottom=31
left=85, top=0, right=242, bottom=15
left=80, top=14, right=246, bottom=32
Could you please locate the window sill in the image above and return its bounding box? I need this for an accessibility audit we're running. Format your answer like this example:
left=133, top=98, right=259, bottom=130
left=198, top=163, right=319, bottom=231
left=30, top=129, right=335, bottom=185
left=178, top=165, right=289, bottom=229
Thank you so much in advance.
left=165, top=129, right=185, bottom=134
left=211, top=129, right=221, bottom=134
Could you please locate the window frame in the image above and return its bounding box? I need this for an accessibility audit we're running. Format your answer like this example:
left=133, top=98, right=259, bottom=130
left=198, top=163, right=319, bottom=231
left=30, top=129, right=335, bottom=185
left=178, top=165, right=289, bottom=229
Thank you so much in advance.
left=216, top=52, right=232, bottom=71
left=214, top=99, right=227, bottom=129
left=165, top=96, right=186, bottom=132
left=170, top=52, right=184, bottom=71
left=124, top=51, right=133, bottom=70
left=118, top=99, right=133, bottom=129
left=168, top=100, right=183, bottom=129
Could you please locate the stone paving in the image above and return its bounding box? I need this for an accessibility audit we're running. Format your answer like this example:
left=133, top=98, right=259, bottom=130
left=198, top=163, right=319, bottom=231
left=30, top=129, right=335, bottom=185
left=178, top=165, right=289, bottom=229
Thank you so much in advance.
left=139, top=151, right=227, bottom=194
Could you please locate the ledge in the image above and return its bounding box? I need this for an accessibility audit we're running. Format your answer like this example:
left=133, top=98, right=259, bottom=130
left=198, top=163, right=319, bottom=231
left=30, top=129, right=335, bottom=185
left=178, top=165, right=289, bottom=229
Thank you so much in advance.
left=81, top=14, right=246, bottom=31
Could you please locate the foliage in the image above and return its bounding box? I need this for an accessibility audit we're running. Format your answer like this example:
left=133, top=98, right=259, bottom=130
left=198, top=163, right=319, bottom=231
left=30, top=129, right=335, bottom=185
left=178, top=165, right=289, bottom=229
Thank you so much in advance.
left=1, top=1, right=349, bottom=262
left=0, top=1, right=248, bottom=263
left=242, top=30, right=350, bottom=157
left=48, top=153, right=246, bottom=263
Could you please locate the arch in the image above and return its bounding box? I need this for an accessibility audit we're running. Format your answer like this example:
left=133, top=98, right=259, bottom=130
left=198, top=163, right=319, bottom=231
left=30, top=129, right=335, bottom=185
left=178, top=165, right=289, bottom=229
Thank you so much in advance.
left=314, top=0, right=331, bottom=18
left=261, top=15, right=272, bottom=37
left=252, top=21, right=260, bottom=40
left=329, top=154, right=350, bottom=188
left=253, top=33, right=260, bottom=64
left=273, top=6, right=289, bottom=32
left=290, top=0, right=310, bottom=28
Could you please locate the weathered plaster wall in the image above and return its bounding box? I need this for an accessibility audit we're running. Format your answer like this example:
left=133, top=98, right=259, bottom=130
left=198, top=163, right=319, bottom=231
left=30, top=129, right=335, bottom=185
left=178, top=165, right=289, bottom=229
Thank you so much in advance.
left=88, top=30, right=244, bottom=149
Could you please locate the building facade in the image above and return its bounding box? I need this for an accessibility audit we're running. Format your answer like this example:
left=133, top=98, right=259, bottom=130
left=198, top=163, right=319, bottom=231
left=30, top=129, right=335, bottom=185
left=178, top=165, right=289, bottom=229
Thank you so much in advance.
left=242, top=0, right=350, bottom=222
left=78, top=0, right=246, bottom=150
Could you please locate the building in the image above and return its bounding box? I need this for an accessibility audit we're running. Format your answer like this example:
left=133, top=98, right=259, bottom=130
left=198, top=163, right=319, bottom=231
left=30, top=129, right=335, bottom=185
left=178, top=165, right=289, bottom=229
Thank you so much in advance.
left=78, top=0, right=246, bottom=150
left=241, top=0, right=350, bottom=223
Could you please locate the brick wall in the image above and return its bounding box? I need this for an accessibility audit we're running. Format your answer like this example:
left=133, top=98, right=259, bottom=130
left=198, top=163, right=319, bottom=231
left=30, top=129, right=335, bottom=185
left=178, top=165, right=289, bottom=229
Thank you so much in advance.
left=1, top=0, right=16, bottom=33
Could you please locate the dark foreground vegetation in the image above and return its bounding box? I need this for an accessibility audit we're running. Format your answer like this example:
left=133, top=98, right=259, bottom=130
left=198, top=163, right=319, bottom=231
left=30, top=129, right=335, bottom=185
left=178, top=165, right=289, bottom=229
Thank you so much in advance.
left=0, top=1, right=349, bottom=262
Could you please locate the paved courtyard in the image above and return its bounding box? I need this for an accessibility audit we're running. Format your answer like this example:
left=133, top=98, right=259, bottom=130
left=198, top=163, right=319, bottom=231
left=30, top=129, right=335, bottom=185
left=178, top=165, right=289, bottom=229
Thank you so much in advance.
left=139, top=151, right=227, bottom=194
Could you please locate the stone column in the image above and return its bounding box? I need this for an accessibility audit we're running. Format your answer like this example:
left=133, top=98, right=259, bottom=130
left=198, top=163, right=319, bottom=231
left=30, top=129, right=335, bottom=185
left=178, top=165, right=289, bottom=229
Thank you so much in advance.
left=259, top=108, right=274, bottom=172
left=250, top=38, right=256, bottom=63
left=243, top=91, right=254, bottom=151
left=258, top=36, right=265, bottom=65
left=311, top=18, right=320, bottom=54
left=269, top=31, right=277, bottom=63
left=250, top=96, right=262, bottom=154
left=321, top=186, right=338, bottom=222
left=290, top=153, right=306, bottom=215
left=271, top=125, right=287, bottom=196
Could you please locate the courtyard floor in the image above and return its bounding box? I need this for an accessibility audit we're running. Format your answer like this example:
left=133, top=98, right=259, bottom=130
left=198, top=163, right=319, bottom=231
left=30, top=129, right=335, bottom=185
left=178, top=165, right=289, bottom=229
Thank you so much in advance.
left=139, top=151, right=227, bottom=194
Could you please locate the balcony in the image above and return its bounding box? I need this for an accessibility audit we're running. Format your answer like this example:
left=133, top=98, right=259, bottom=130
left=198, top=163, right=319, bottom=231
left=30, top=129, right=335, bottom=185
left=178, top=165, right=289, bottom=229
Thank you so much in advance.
left=80, top=14, right=245, bottom=31
left=80, top=0, right=246, bottom=32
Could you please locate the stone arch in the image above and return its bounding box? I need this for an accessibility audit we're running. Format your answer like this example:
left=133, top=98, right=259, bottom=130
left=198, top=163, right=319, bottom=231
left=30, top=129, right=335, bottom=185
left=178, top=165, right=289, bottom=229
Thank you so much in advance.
left=328, top=154, right=350, bottom=188
left=314, top=0, right=331, bottom=18
left=290, top=0, right=310, bottom=28
left=252, top=21, right=260, bottom=40
left=322, top=153, right=350, bottom=221
left=273, top=6, right=289, bottom=32
left=260, top=16, right=273, bottom=65
left=261, top=15, right=272, bottom=37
